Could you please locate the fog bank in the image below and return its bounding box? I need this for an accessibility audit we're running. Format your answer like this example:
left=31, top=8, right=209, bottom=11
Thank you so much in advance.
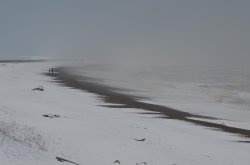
left=0, top=1, right=249, bottom=67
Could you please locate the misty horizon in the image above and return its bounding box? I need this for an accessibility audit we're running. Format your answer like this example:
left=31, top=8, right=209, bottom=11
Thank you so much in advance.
left=0, top=1, right=250, bottom=67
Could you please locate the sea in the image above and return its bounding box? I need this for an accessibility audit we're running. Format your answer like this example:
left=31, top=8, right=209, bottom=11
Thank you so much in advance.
left=69, top=61, right=250, bottom=123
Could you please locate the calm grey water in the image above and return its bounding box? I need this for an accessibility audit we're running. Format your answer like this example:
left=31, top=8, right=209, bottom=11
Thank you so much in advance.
left=69, top=62, right=250, bottom=121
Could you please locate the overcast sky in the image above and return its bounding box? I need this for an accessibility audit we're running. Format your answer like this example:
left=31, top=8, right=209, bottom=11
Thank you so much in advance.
left=0, top=0, right=249, bottom=66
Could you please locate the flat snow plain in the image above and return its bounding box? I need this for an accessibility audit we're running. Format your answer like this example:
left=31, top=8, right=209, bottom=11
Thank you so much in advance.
left=0, top=61, right=249, bottom=165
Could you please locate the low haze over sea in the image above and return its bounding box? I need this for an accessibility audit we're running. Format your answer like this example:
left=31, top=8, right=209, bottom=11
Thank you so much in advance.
left=64, top=61, right=250, bottom=124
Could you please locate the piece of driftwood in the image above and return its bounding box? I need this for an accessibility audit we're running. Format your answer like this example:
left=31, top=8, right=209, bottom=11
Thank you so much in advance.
left=134, top=138, right=146, bottom=142
left=114, top=160, right=120, bottom=164
left=32, top=86, right=44, bottom=91
left=42, top=114, right=60, bottom=118
left=56, top=157, right=80, bottom=165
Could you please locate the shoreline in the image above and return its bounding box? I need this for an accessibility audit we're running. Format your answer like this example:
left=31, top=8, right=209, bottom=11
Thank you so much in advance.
left=0, top=59, right=45, bottom=63
left=44, top=66, right=250, bottom=138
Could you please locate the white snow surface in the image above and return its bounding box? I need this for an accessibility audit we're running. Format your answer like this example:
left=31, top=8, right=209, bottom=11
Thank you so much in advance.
left=0, top=61, right=250, bottom=165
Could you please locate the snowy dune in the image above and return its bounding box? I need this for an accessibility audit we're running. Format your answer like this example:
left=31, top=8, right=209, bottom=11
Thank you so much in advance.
left=0, top=61, right=250, bottom=165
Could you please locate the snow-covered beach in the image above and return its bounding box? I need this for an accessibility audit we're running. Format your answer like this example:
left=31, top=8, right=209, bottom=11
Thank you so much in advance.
left=0, top=60, right=250, bottom=165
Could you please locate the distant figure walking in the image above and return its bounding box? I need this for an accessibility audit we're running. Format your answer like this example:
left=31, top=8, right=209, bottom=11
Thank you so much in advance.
left=49, top=68, right=54, bottom=74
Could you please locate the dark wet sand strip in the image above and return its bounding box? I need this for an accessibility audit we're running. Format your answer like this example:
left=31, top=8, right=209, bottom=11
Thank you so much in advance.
left=44, top=67, right=250, bottom=138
